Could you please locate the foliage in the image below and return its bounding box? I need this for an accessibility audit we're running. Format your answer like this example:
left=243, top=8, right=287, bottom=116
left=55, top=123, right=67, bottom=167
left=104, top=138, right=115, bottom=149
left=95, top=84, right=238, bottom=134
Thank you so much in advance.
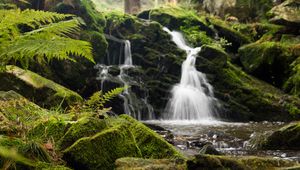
left=86, top=87, right=125, bottom=111
left=0, top=8, right=94, bottom=69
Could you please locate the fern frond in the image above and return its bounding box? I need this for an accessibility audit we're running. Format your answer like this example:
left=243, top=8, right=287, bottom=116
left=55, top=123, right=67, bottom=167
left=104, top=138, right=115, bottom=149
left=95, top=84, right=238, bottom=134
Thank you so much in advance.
left=26, top=18, right=82, bottom=37
left=1, top=32, right=94, bottom=64
left=0, top=8, right=94, bottom=66
left=102, top=87, right=126, bottom=104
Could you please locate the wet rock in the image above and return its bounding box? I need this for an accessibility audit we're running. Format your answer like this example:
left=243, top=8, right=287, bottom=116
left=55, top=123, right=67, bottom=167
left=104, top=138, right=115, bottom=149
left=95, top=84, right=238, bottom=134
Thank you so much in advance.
left=199, top=144, right=223, bottom=155
left=262, top=122, right=300, bottom=150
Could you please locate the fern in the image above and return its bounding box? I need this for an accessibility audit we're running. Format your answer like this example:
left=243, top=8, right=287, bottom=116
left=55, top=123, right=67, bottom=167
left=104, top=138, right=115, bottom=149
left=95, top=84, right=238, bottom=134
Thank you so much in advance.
left=0, top=8, right=94, bottom=68
left=86, top=87, right=126, bottom=110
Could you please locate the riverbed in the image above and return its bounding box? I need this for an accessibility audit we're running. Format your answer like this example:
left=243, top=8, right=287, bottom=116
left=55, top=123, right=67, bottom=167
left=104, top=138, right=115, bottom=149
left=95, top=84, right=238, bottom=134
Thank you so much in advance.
left=144, top=120, right=300, bottom=161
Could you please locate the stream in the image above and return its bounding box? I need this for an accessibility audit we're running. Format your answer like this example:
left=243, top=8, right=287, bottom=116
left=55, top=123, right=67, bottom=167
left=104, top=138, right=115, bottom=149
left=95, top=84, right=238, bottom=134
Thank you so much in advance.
left=144, top=120, right=300, bottom=161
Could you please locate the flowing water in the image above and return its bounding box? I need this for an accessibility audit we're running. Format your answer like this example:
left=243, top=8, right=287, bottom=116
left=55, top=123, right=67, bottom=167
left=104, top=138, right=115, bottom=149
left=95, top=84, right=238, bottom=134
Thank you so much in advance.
left=144, top=120, right=300, bottom=161
left=163, top=27, right=218, bottom=120
left=95, top=35, right=154, bottom=120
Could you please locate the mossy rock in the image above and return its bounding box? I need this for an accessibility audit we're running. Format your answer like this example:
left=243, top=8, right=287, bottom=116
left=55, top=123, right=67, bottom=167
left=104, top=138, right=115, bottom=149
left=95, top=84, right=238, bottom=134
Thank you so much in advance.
left=239, top=41, right=298, bottom=87
left=0, top=90, right=46, bottom=126
left=212, top=63, right=300, bottom=121
left=119, top=115, right=183, bottom=159
left=198, top=45, right=229, bottom=68
left=138, top=7, right=214, bottom=35
left=0, top=65, right=83, bottom=108
left=262, top=121, right=300, bottom=150
left=58, top=116, right=108, bottom=150
left=28, top=118, right=71, bottom=143
left=187, top=154, right=297, bottom=170
left=268, top=0, right=300, bottom=27
left=207, top=17, right=252, bottom=52
left=115, top=157, right=186, bottom=170
left=63, top=123, right=142, bottom=170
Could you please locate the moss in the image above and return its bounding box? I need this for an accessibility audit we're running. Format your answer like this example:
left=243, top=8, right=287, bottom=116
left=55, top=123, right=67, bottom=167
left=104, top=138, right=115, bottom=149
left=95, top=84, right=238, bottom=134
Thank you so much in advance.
left=187, top=155, right=297, bottom=170
left=262, top=122, right=300, bottom=150
left=208, top=16, right=252, bottom=52
left=187, top=154, right=246, bottom=170
left=239, top=42, right=298, bottom=88
left=0, top=90, right=46, bottom=125
left=115, top=157, right=186, bottom=170
left=58, top=116, right=108, bottom=150
left=119, top=114, right=183, bottom=159
left=63, top=124, right=142, bottom=170
left=28, top=118, right=71, bottom=143
left=0, top=65, right=83, bottom=108
left=35, top=162, right=72, bottom=170
left=80, top=30, right=108, bottom=62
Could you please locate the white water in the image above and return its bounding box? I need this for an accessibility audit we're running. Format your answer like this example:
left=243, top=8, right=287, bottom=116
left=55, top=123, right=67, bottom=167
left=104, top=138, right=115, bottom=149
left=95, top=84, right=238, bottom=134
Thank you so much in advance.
left=163, top=27, right=217, bottom=120
left=96, top=35, right=154, bottom=120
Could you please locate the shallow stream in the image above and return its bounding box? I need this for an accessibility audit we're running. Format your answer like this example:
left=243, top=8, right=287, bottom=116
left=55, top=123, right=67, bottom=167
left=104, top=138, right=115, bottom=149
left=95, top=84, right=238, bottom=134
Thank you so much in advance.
left=144, top=120, right=300, bottom=161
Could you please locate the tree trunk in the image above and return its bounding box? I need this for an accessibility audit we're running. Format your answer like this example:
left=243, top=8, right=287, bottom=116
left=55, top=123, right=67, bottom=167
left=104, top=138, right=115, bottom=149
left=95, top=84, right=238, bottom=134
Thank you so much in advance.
left=124, top=0, right=141, bottom=14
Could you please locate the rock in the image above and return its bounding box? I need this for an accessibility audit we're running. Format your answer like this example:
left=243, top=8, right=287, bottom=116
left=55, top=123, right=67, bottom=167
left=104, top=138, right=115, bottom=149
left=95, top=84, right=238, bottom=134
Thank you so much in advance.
left=239, top=41, right=298, bottom=87
left=60, top=114, right=183, bottom=169
left=262, top=122, right=300, bottom=150
left=187, top=154, right=297, bottom=170
left=198, top=144, right=222, bottom=155
left=0, top=90, right=45, bottom=127
left=115, top=157, right=186, bottom=170
left=198, top=45, right=228, bottom=68
left=58, top=116, right=108, bottom=150
left=268, top=0, right=300, bottom=27
left=63, top=124, right=142, bottom=170
left=28, top=118, right=71, bottom=142
left=0, top=65, right=83, bottom=108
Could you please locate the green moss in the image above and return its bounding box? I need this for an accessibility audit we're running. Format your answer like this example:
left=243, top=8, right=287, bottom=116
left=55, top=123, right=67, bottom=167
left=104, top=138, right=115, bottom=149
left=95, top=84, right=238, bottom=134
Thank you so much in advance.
left=63, top=124, right=142, bottom=170
left=0, top=65, right=83, bottom=108
left=239, top=42, right=297, bottom=87
left=187, top=155, right=297, bottom=170
left=58, top=116, right=108, bottom=150
left=0, top=90, right=46, bottom=125
left=28, top=118, right=71, bottom=143
left=119, top=114, right=183, bottom=159
left=35, top=162, right=72, bottom=170
left=115, top=157, right=186, bottom=170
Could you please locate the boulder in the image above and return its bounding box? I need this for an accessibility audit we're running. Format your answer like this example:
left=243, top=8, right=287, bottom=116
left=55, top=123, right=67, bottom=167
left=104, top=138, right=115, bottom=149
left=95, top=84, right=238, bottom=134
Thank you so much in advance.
left=239, top=41, right=298, bottom=87
left=0, top=65, right=83, bottom=108
left=268, top=0, right=300, bottom=27
left=262, top=122, right=300, bottom=150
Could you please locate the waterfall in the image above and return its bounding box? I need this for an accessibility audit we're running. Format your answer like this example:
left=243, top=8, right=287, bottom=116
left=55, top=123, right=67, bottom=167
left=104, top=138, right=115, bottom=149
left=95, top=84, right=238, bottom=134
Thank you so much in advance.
left=163, top=27, right=218, bottom=120
left=95, top=35, right=154, bottom=120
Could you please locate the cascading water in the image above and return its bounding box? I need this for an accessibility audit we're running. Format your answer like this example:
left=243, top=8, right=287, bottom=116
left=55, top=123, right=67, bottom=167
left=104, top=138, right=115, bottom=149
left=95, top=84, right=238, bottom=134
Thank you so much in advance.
left=95, top=35, right=154, bottom=120
left=163, top=27, right=218, bottom=120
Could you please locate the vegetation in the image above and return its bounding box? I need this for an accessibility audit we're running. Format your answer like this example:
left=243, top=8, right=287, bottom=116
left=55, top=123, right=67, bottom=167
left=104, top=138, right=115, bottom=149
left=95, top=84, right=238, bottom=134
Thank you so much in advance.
left=0, top=0, right=300, bottom=169
left=0, top=8, right=94, bottom=69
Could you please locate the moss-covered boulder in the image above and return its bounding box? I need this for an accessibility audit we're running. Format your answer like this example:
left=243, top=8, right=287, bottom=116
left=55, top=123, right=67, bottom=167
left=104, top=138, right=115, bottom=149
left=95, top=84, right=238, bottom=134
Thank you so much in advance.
left=60, top=115, right=183, bottom=169
left=187, top=154, right=297, bottom=170
left=119, top=115, right=183, bottom=159
left=115, top=157, right=186, bottom=170
left=262, top=122, right=300, bottom=150
left=0, top=65, right=83, bottom=108
left=239, top=41, right=299, bottom=87
left=63, top=124, right=142, bottom=170
left=0, top=90, right=46, bottom=129
left=58, top=116, right=108, bottom=150
left=268, top=0, right=300, bottom=27
left=28, top=118, right=71, bottom=142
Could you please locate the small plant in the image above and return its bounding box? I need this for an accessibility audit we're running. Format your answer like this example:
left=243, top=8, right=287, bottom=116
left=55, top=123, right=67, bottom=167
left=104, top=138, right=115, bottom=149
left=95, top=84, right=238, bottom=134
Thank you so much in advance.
left=69, top=87, right=126, bottom=117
